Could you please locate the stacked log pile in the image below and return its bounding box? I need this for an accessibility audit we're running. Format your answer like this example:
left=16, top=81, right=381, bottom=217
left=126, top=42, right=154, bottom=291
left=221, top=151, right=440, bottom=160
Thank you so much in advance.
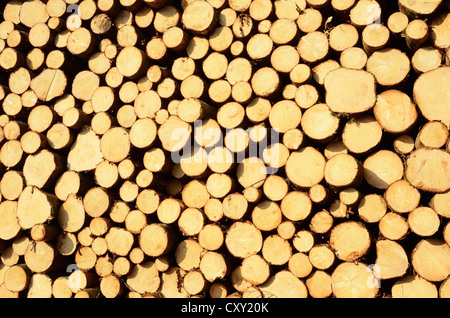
left=0, top=0, right=449, bottom=298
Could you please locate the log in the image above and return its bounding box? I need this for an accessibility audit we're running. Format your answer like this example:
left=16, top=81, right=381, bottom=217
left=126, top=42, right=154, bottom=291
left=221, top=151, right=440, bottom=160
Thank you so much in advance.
left=27, top=105, right=56, bottom=134
left=257, top=270, right=308, bottom=298
left=329, top=23, right=359, bottom=52
left=182, top=1, right=216, bottom=35
left=221, top=192, right=247, bottom=220
left=23, top=149, right=63, bottom=189
left=91, top=217, right=112, bottom=237
left=290, top=64, right=311, bottom=85
left=182, top=180, right=210, bottom=208
left=301, top=103, right=339, bottom=143
left=358, top=194, right=387, bottom=223
left=394, top=135, right=415, bottom=155
left=398, top=0, right=444, bottom=17
left=129, top=247, right=146, bottom=265
left=30, top=223, right=59, bottom=242
left=366, top=48, right=410, bottom=87
left=277, top=221, right=296, bottom=240
left=159, top=267, right=189, bottom=298
left=329, top=199, right=349, bottom=218
left=312, top=60, right=340, bottom=86
left=416, top=121, right=449, bottom=149
left=27, top=274, right=53, bottom=298
left=285, top=147, right=326, bottom=188
left=25, top=241, right=65, bottom=273
left=94, top=160, right=119, bottom=189
left=339, top=187, right=360, bottom=207
left=411, top=238, right=450, bottom=282
left=411, top=46, right=442, bottom=74
left=20, top=0, right=49, bottom=29
left=232, top=14, right=253, bottom=39
left=324, top=68, right=376, bottom=114
left=262, top=142, right=289, bottom=169
left=380, top=212, right=409, bottom=241
left=363, top=150, right=404, bottom=190
left=83, top=187, right=111, bottom=218
left=183, top=270, right=208, bottom=296
left=100, top=274, right=125, bottom=298
left=72, top=71, right=100, bottom=102
left=331, top=262, right=379, bottom=298
left=297, top=8, right=323, bottom=34
left=384, top=179, right=421, bottom=213
left=241, top=254, right=270, bottom=285
left=178, top=207, right=205, bottom=236
left=349, top=0, right=381, bottom=28
left=413, top=67, right=450, bottom=127
left=405, top=148, right=450, bottom=193
left=308, top=244, right=336, bottom=271
left=305, top=270, right=332, bottom=298
left=112, top=256, right=131, bottom=277
left=199, top=251, right=231, bottom=282
left=308, top=184, right=331, bottom=205
left=56, top=232, right=78, bottom=256
left=387, top=11, right=409, bottom=35
left=269, top=18, right=298, bottom=46
left=17, top=186, right=58, bottom=230
left=251, top=200, right=282, bottom=232
left=0, top=201, right=21, bottom=242
left=175, top=238, right=203, bottom=271
left=156, top=197, right=184, bottom=225
left=375, top=239, right=409, bottom=280
left=269, top=100, right=302, bottom=133
left=198, top=224, right=224, bottom=251
left=91, top=255, right=112, bottom=277
left=324, top=153, right=362, bottom=188
left=408, top=206, right=440, bottom=237
left=1, top=246, right=19, bottom=267
left=297, top=31, right=329, bottom=64
left=405, top=19, right=429, bottom=51
left=0, top=170, right=24, bottom=201
left=288, top=252, right=313, bottom=279
left=75, top=246, right=98, bottom=271
left=67, top=28, right=97, bottom=59
left=126, top=261, right=160, bottom=295
left=362, top=24, right=390, bottom=55
left=430, top=190, right=450, bottom=218
left=139, top=223, right=175, bottom=257
left=262, top=234, right=292, bottom=266
left=440, top=277, right=450, bottom=298
left=331, top=0, right=356, bottom=19
left=0, top=139, right=23, bottom=169
left=263, top=175, right=288, bottom=201
left=309, top=210, right=333, bottom=234
left=283, top=128, right=304, bottom=151
left=52, top=276, right=73, bottom=298
left=391, top=275, right=438, bottom=298
left=225, top=221, right=263, bottom=259
left=8, top=68, right=31, bottom=96
left=329, top=221, right=371, bottom=261
left=373, top=89, right=418, bottom=134
left=251, top=67, right=280, bottom=98
left=0, top=48, right=24, bottom=72
left=430, top=12, right=450, bottom=50
left=271, top=45, right=300, bottom=74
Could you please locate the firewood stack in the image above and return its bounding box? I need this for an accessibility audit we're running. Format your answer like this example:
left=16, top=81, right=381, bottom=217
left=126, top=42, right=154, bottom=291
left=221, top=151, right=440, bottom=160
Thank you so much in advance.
left=0, top=0, right=449, bottom=299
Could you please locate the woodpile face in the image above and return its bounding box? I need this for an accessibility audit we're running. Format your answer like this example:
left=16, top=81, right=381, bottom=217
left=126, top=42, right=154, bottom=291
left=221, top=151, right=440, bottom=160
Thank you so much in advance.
left=0, top=0, right=449, bottom=299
